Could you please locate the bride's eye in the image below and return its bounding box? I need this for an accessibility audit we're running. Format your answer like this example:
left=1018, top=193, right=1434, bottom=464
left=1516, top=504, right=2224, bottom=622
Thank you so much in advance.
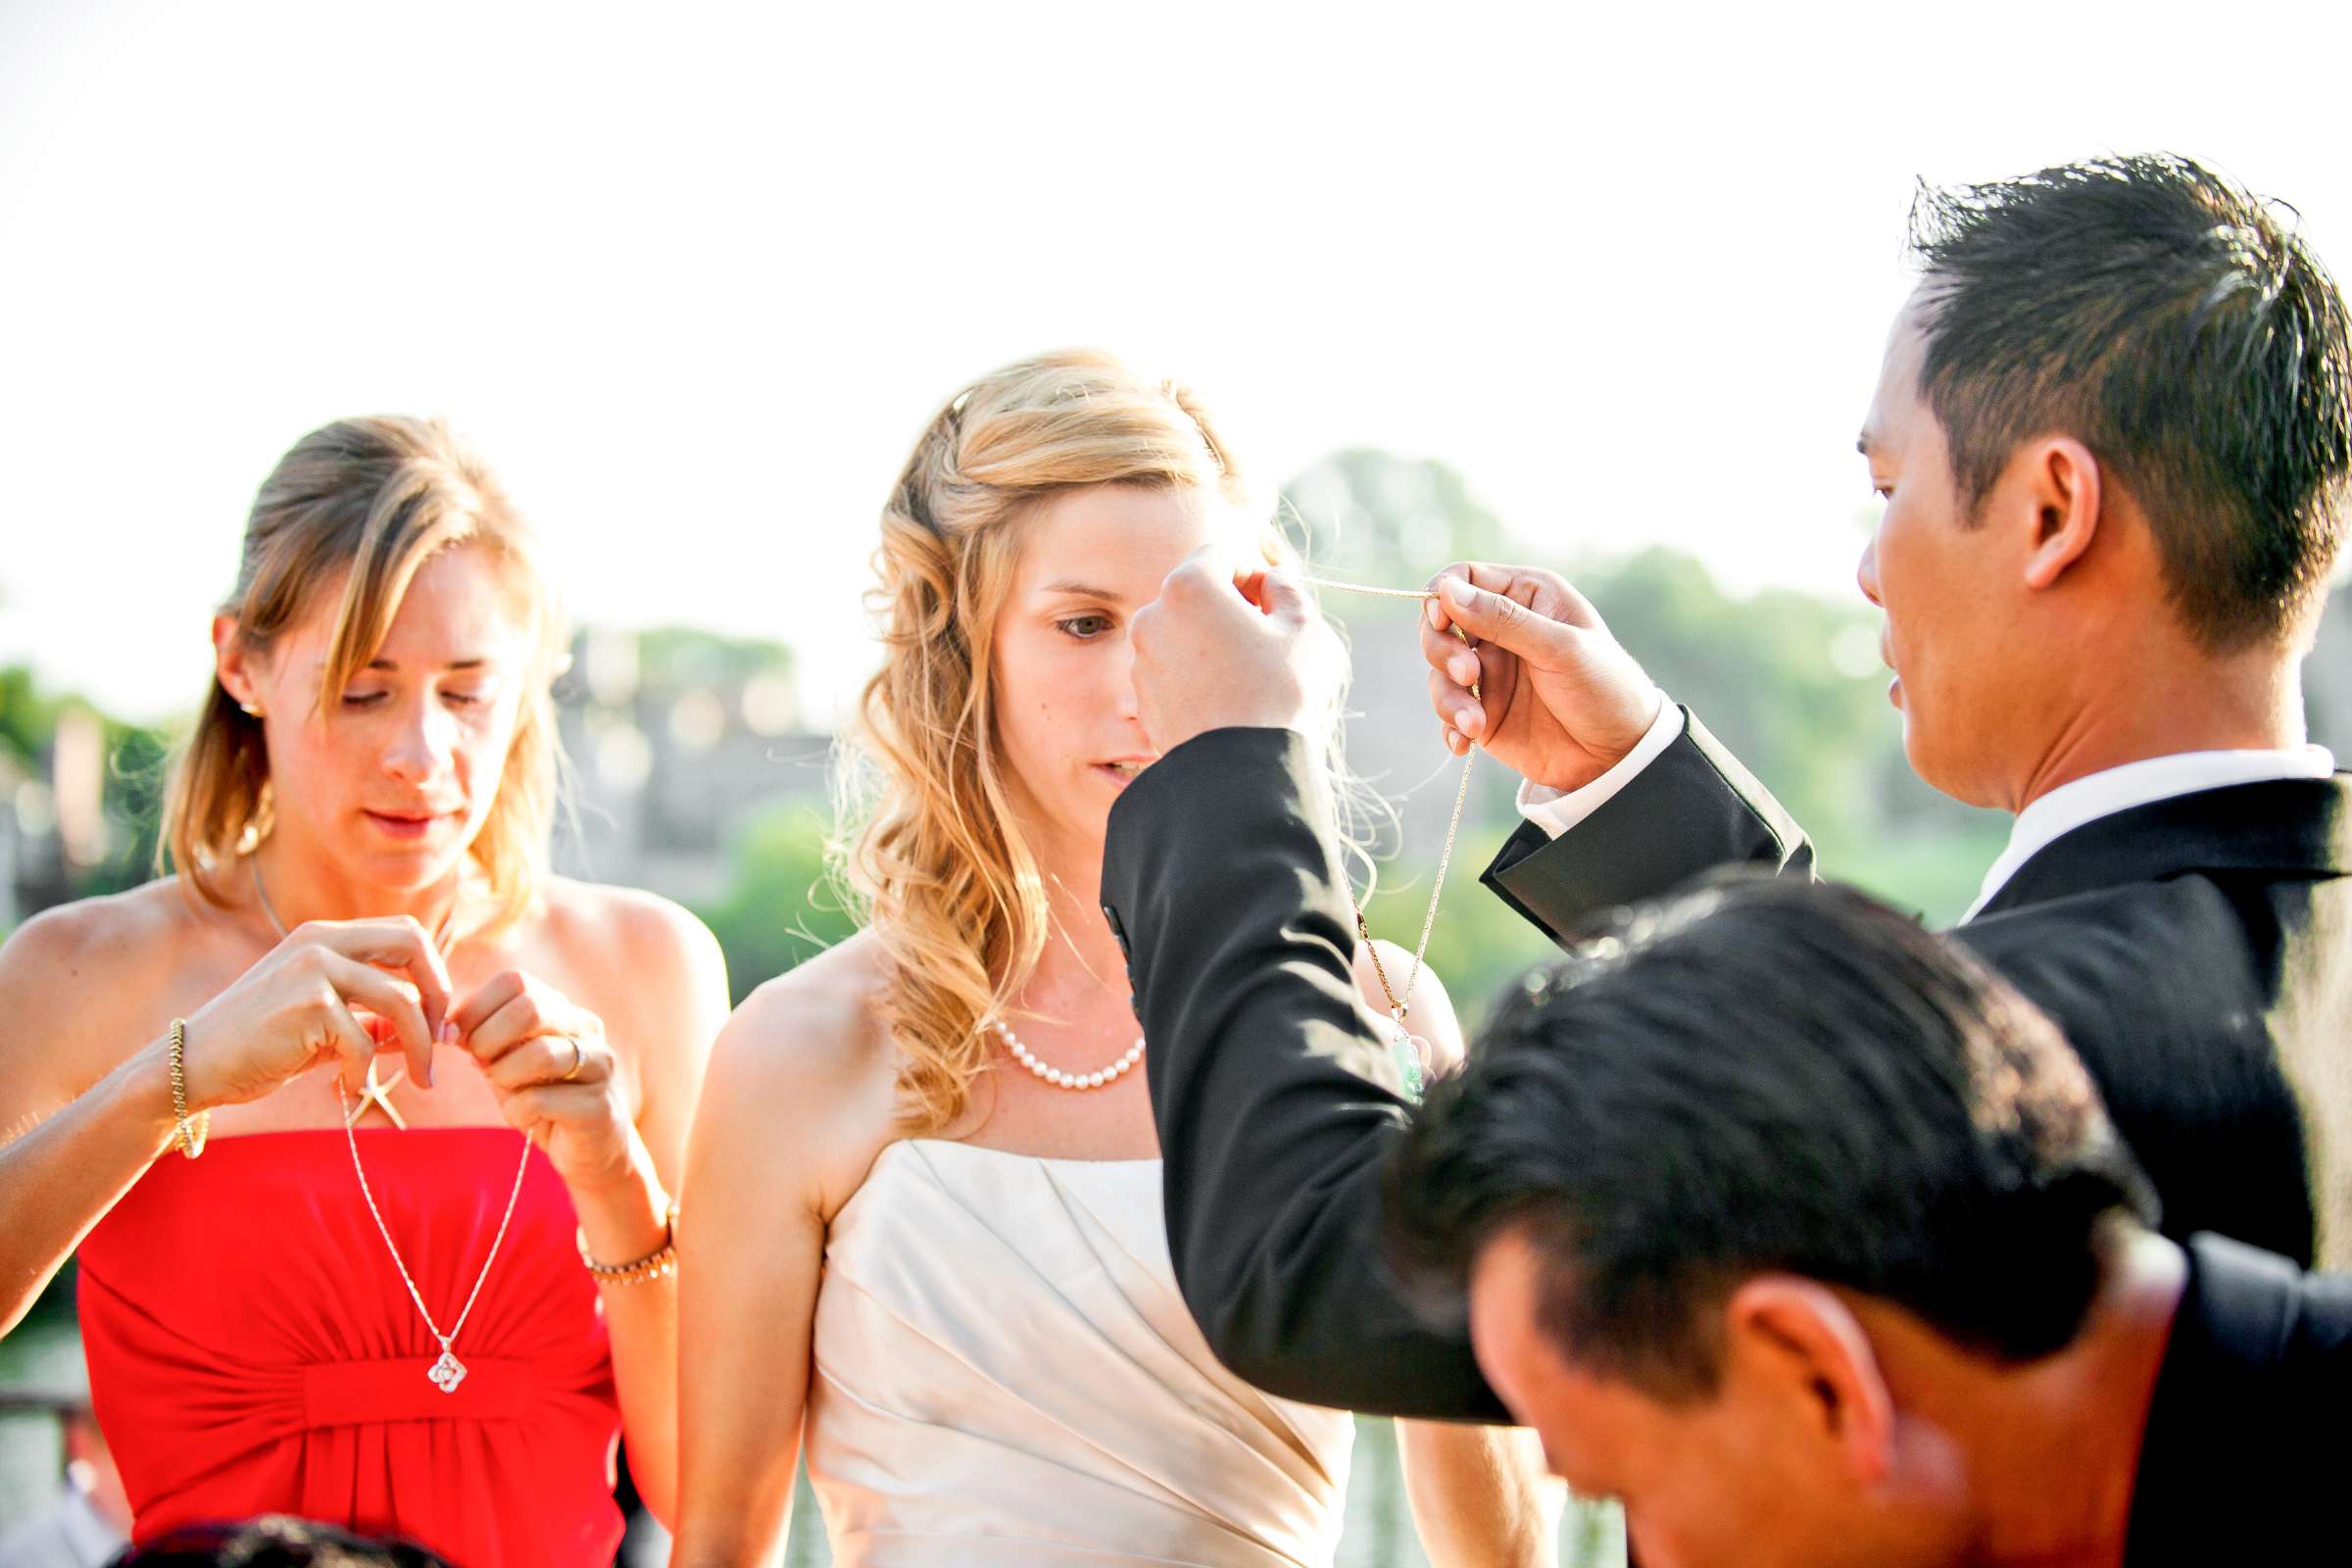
left=1054, top=614, right=1113, bottom=641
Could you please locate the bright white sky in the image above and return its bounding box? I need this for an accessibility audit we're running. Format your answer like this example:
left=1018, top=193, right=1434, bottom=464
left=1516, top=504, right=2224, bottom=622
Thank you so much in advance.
left=4, top=1, right=2349, bottom=724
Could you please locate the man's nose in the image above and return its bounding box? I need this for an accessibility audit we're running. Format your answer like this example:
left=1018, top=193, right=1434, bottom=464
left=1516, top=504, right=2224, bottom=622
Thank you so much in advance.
left=1856, top=529, right=1885, bottom=610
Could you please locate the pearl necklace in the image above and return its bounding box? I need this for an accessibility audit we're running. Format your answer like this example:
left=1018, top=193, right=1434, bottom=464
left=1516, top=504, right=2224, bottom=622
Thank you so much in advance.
left=994, top=1019, right=1144, bottom=1092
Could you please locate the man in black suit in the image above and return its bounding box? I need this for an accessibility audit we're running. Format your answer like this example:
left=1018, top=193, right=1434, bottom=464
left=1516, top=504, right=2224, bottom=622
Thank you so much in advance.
left=1413, top=155, right=2352, bottom=1268
left=1384, top=874, right=2351, bottom=1568
left=1100, top=155, right=2352, bottom=1418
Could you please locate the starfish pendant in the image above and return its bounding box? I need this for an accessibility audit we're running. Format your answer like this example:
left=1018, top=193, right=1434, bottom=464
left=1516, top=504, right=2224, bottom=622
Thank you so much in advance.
left=426, top=1345, right=467, bottom=1394
left=344, top=1058, right=409, bottom=1130
left=1390, top=1014, right=1425, bottom=1102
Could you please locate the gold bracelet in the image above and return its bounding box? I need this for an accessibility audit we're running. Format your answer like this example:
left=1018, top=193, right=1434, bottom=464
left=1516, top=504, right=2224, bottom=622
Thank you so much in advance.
left=167, top=1018, right=209, bottom=1159
left=577, top=1200, right=678, bottom=1285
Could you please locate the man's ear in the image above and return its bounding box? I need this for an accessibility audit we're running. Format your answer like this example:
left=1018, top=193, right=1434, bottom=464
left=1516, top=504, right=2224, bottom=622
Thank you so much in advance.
left=1723, top=1275, right=1896, bottom=1487
left=2013, top=437, right=2103, bottom=592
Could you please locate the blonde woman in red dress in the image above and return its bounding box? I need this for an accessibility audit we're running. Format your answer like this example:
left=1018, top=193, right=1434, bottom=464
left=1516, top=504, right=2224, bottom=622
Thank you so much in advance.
left=0, top=416, right=727, bottom=1567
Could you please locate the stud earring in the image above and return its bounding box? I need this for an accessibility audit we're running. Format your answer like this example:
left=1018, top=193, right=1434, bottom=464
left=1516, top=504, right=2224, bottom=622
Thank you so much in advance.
left=238, top=701, right=264, bottom=718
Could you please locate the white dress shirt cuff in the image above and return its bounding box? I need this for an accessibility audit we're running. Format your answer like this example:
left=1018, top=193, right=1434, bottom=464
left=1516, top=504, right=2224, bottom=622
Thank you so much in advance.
left=1514, top=697, right=1687, bottom=840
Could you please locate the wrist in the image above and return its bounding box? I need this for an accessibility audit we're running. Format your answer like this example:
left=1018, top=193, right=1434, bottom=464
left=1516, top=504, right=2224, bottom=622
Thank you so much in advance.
left=1526, top=689, right=1677, bottom=797
left=1630, top=685, right=1668, bottom=745
left=569, top=1141, right=669, bottom=1263
left=576, top=1198, right=679, bottom=1286
left=117, top=1035, right=191, bottom=1155
left=160, top=1012, right=238, bottom=1116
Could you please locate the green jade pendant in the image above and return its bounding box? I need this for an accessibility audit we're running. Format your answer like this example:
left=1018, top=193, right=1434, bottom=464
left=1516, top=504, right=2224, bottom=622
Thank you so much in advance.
left=1390, top=1008, right=1425, bottom=1102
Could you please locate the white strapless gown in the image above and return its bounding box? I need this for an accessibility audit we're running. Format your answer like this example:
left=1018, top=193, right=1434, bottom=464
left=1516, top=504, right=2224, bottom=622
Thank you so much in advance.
left=805, top=1139, right=1354, bottom=1566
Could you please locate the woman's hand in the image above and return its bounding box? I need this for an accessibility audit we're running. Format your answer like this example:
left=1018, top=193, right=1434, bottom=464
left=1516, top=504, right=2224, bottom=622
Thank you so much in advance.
left=181, top=916, right=451, bottom=1110
left=451, top=968, right=657, bottom=1210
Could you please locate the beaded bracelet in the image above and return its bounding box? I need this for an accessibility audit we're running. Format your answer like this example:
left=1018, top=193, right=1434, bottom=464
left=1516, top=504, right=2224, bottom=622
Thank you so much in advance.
left=168, top=1018, right=209, bottom=1159
left=577, top=1200, right=679, bottom=1285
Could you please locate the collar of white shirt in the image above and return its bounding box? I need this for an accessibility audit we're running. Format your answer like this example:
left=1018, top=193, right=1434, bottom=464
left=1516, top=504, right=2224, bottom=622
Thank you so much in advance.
left=1965, top=745, right=2338, bottom=921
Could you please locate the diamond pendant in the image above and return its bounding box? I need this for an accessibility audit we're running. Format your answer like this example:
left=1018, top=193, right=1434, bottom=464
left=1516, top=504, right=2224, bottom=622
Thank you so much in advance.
left=1391, top=1019, right=1425, bottom=1102
left=426, top=1346, right=467, bottom=1395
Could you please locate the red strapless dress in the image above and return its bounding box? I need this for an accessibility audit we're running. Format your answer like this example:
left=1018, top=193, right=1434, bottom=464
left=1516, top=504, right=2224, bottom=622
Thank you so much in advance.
left=76, top=1129, right=623, bottom=1568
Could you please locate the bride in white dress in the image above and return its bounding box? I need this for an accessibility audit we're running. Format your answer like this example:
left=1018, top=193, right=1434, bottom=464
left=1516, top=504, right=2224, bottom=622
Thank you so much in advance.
left=672, top=351, right=1560, bottom=1567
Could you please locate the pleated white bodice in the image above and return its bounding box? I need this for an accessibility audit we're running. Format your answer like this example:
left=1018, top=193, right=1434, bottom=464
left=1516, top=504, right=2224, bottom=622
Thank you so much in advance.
left=805, top=1140, right=1354, bottom=1566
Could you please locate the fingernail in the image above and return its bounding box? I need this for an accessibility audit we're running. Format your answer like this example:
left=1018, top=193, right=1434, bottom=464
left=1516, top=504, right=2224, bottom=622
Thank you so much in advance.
left=440, top=1020, right=459, bottom=1045
left=1451, top=654, right=1477, bottom=684
left=1425, top=598, right=1443, bottom=628
left=422, top=1058, right=436, bottom=1089
left=1460, top=706, right=1484, bottom=737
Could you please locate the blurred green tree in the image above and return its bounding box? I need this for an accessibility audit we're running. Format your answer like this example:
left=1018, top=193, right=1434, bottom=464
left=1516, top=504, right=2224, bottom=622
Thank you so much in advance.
left=632, top=626, right=796, bottom=691
left=1283, top=449, right=1515, bottom=586
left=1290, top=451, right=2015, bottom=1032
left=692, top=803, right=859, bottom=1005
left=1, top=665, right=176, bottom=904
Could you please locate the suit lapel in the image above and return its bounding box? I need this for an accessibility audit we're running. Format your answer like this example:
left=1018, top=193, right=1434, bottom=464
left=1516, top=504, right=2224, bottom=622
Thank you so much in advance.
left=1973, top=776, right=2352, bottom=920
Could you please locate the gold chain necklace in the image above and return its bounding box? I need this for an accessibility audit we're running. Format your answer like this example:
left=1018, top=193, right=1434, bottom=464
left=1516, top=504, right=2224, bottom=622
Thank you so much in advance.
left=252, top=859, right=532, bottom=1396
left=1300, top=577, right=1479, bottom=1102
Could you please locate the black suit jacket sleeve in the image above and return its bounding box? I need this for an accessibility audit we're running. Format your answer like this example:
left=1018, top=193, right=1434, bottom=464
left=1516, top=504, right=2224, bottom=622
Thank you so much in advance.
left=1102, top=726, right=1510, bottom=1421
left=1481, top=708, right=1815, bottom=940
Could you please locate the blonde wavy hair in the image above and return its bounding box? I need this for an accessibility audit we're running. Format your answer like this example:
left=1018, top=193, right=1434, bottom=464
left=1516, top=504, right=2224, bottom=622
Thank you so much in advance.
left=161, top=416, right=567, bottom=934
left=837, top=350, right=1297, bottom=1134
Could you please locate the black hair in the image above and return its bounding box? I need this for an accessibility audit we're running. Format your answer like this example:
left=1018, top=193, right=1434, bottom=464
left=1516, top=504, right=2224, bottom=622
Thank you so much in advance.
left=1387, top=875, right=2156, bottom=1398
left=1904, top=154, right=2351, bottom=650
left=111, top=1516, right=456, bottom=1568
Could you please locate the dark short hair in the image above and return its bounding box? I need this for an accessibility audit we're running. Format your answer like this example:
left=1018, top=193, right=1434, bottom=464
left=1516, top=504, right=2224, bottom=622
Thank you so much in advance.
left=112, top=1516, right=456, bottom=1567
left=1387, top=875, right=2156, bottom=1398
left=1907, top=153, right=2352, bottom=650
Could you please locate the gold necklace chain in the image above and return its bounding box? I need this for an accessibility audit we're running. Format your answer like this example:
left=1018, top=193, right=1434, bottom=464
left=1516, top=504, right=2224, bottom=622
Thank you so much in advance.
left=249, top=858, right=463, bottom=955
left=333, top=1076, right=533, bottom=1394
left=1300, top=577, right=1479, bottom=1101
left=253, top=858, right=531, bottom=1396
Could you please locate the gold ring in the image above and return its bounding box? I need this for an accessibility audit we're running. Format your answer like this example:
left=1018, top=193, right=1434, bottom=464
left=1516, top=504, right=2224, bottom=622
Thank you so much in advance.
left=563, top=1037, right=584, bottom=1081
